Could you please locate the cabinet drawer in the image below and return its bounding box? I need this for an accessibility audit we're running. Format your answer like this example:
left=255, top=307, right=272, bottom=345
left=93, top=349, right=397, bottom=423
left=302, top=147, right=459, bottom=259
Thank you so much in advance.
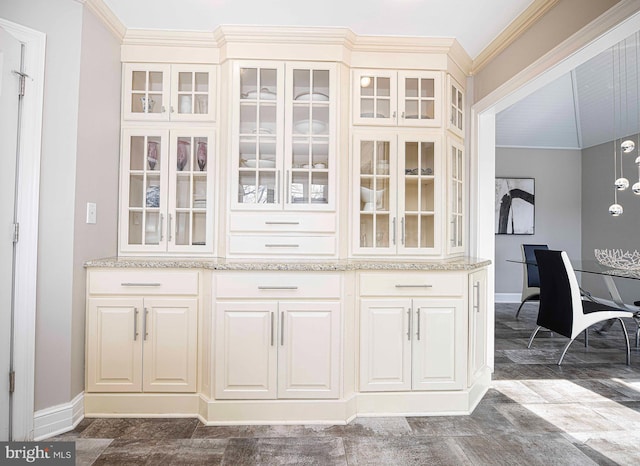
left=229, top=235, right=336, bottom=256
left=216, top=272, right=341, bottom=299
left=229, top=212, right=336, bottom=233
left=359, top=272, right=464, bottom=297
left=88, top=269, right=199, bottom=295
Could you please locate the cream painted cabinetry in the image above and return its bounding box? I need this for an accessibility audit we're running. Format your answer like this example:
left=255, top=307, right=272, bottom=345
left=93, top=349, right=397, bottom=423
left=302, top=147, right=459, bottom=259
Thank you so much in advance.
left=119, top=128, right=216, bottom=255
left=352, top=70, right=442, bottom=127
left=122, top=63, right=216, bottom=122
left=447, top=137, right=464, bottom=254
left=229, top=61, right=338, bottom=257
left=447, top=76, right=465, bottom=137
left=86, top=269, right=198, bottom=393
left=359, top=272, right=466, bottom=392
left=468, top=268, right=488, bottom=384
left=353, top=131, right=442, bottom=255
left=214, top=273, right=341, bottom=399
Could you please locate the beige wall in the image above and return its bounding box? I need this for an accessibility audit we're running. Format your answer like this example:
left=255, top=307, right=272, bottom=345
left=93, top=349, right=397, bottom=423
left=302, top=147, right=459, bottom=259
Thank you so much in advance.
left=473, top=0, right=620, bottom=102
left=70, top=6, right=121, bottom=401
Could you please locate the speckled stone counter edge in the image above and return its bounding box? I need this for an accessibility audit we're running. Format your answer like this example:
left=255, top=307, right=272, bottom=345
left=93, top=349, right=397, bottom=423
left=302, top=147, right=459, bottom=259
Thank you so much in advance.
left=85, top=257, right=491, bottom=272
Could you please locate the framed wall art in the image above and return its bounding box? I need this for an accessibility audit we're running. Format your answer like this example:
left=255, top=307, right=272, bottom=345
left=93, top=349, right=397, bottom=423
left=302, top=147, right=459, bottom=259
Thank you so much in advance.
left=495, top=177, right=535, bottom=235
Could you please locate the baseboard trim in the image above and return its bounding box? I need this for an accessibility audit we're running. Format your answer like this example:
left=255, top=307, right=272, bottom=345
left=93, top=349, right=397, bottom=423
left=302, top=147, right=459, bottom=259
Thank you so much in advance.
left=495, top=293, right=520, bottom=303
left=33, top=392, right=84, bottom=441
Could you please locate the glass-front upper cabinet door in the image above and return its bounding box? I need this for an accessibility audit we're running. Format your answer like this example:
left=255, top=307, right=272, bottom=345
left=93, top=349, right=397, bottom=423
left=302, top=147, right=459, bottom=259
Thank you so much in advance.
left=235, top=63, right=284, bottom=209
left=448, top=76, right=464, bottom=137
left=170, top=65, right=216, bottom=121
left=397, top=134, right=441, bottom=255
left=448, top=138, right=464, bottom=254
left=398, top=72, right=442, bottom=127
left=169, top=130, right=215, bottom=253
left=123, top=64, right=171, bottom=121
left=119, top=128, right=169, bottom=253
left=353, top=132, right=397, bottom=254
left=352, top=70, right=398, bottom=126
left=285, top=64, right=336, bottom=210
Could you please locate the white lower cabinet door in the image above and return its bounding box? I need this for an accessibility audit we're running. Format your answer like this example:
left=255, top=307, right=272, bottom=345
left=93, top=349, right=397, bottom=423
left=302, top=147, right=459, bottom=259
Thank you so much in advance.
left=411, top=299, right=465, bottom=390
left=278, top=302, right=340, bottom=399
left=215, top=302, right=278, bottom=399
left=359, top=299, right=412, bottom=392
left=87, top=297, right=143, bottom=392
left=142, top=298, right=197, bottom=392
left=469, top=269, right=488, bottom=384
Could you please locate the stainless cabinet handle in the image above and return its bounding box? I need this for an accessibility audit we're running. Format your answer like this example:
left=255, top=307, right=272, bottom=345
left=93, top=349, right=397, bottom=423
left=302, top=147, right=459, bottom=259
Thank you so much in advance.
left=161, top=106, right=166, bottom=113
left=258, top=286, right=299, bottom=290
left=160, top=213, right=164, bottom=241
left=134, top=308, right=139, bottom=340
left=280, top=311, right=285, bottom=346
left=143, top=308, right=149, bottom=341
left=265, top=244, right=299, bottom=248
left=407, top=309, right=411, bottom=340
left=121, top=282, right=161, bottom=287
left=401, top=217, right=405, bottom=245
left=392, top=217, right=396, bottom=245
left=395, top=284, right=433, bottom=288
left=393, top=111, right=397, bottom=119
left=285, top=170, right=290, bottom=204
left=168, top=214, right=173, bottom=242
left=416, top=308, right=421, bottom=340
left=401, top=111, right=405, bottom=119
left=265, top=221, right=300, bottom=225
left=270, top=312, right=275, bottom=346
left=474, top=282, right=480, bottom=312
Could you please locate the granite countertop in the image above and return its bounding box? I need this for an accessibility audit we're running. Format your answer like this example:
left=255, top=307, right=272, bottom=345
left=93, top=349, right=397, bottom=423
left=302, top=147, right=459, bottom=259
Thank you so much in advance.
left=85, top=256, right=491, bottom=271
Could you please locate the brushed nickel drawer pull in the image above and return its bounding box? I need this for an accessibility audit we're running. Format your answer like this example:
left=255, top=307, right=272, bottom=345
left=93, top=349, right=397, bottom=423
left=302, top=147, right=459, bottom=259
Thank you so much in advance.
left=134, top=308, right=139, bottom=341
left=416, top=308, right=421, bottom=340
left=143, top=308, right=149, bottom=341
left=265, top=244, right=300, bottom=248
left=258, top=286, right=299, bottom=290
left=121, top=282, right=162, bottom=287
left=265, top=221, right=300, bottom=225
left=394, top=284, right=433, bottom=288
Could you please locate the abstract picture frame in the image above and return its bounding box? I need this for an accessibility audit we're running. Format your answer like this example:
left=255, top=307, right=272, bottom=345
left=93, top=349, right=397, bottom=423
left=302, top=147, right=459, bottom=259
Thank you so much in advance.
left=495, top=177, right=535, bottom=235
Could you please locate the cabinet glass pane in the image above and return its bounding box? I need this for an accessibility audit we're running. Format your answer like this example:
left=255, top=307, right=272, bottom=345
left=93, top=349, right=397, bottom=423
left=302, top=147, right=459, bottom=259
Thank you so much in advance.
left=403, top=141, right=434, bottom=249
left=237, top=171, right=276, bottom=204
left=240, top=67, right=276, bottom=99
left=177, top=71, right=210, bottom=115
left=145, top=211, right=161, bottom=245
left=404, top=77, right=434, bottom=121
left=128, top=212, right=143, bottom=245
left=175, top=212, right=190, bottom=246
left=178, top=72, right=193, bottom=92
left=360, top=76, right=391, bottom=118
left=359, top=139, right=391, bottom=249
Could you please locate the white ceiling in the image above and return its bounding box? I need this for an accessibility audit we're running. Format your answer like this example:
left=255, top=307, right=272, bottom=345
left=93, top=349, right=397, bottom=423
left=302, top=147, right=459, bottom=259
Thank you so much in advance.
left=497, top=32, right=640, bottom=150
left=103, top=0, right=534, bottom=59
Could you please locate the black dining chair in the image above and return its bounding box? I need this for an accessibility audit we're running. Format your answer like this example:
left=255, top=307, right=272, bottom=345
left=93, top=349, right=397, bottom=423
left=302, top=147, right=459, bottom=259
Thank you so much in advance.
left=515, top=244, right=549, bottom=318
left=527, top=249, right=631, bottom=365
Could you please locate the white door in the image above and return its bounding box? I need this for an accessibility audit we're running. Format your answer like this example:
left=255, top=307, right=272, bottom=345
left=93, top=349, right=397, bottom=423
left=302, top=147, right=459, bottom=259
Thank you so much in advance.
left=359, top=299, right=411, bottom=392
left=143, top=298, right=197, bottom=392
left=278, top=302, right=340, bottom=399
left=214, top=302, right=277, bottom=399
left=0, top=26, right=23, bottom=442
left=86, top=298, right=143, bottom=393
left=412, top=299, right=465, bottom=390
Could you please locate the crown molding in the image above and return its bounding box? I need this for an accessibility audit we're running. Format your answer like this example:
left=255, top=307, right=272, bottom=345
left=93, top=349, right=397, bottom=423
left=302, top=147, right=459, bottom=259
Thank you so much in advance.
left=85, top=0, right=126, bottom=40
left=472, top=0, right=561, bottom=74
left=214, top=25, right=355, bottom=47
left=123, top=29, right=217, bottom=48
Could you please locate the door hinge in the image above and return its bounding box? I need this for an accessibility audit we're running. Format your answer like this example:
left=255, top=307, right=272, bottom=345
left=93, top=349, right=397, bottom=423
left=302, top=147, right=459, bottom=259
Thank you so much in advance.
left=13, top=70, right=28, bottom=97
left=13, top=223, right=19, bottom=243
left=9, top=371, right=15, bottom=394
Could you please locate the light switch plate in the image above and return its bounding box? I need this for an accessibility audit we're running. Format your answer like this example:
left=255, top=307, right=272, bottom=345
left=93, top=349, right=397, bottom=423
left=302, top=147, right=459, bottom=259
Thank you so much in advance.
left=86, top=202, right=97, bottom=224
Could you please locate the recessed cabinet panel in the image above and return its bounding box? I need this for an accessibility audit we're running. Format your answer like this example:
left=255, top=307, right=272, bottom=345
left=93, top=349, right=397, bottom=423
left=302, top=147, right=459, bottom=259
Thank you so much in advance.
left=143, top=298, right=197, bottom=392
left=215, top=303, right=278, bottom=399
left=359, top=299, right=412, bottom=392
left=87, top=298, right=143, bottom=392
